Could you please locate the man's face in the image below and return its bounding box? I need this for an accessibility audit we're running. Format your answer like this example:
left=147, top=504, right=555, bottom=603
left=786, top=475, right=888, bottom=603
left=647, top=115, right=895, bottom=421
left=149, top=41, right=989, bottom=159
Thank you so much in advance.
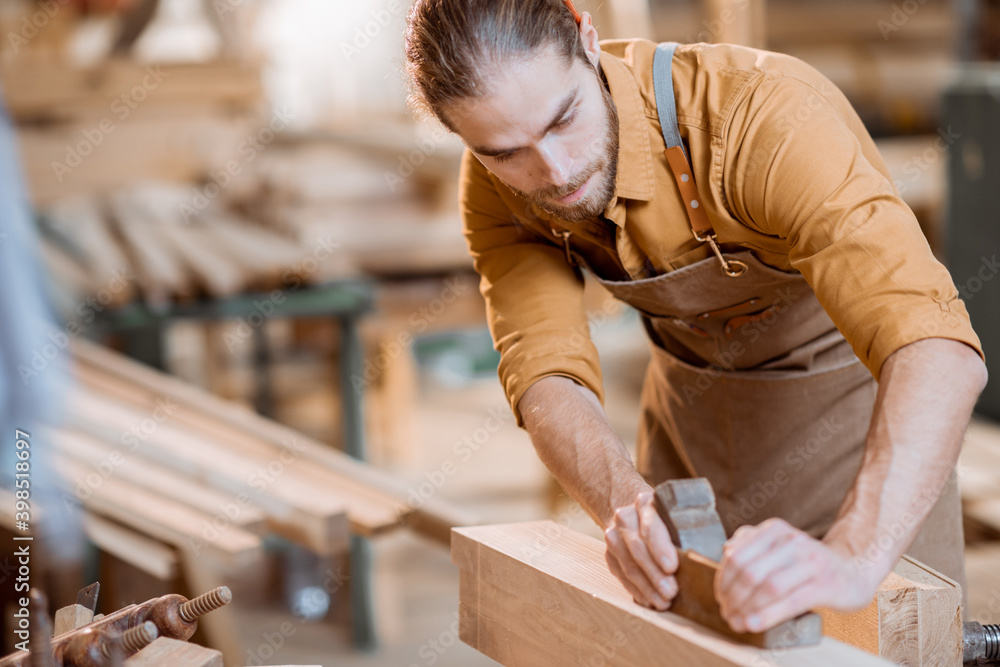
left=445, top=45, right=619, bottom=223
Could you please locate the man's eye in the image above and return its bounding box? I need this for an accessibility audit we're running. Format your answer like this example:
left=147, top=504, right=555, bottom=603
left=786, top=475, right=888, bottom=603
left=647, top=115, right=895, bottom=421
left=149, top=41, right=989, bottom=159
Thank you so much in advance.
left=555, top=110, right=578, bottom=129
left=494, top=152, right=516, bottom=164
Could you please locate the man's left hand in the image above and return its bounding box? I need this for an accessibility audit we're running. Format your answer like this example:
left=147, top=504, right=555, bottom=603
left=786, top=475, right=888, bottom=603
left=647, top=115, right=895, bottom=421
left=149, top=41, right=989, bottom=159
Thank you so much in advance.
left=715, top=518, right=875, bottom=633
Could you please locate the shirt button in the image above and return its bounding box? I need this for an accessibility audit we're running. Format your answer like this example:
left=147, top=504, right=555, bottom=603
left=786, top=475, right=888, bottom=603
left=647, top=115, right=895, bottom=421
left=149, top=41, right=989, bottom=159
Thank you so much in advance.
left=691, top=200, right=700, bottom=209
left=681, top=174, right=690, bottom=182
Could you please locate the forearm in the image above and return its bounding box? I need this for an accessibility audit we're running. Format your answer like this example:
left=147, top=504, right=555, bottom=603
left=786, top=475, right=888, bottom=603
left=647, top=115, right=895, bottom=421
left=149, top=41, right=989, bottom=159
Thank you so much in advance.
left=519, top=376, right=649, bottom=527
left=823, top=337, right=987, bottom=584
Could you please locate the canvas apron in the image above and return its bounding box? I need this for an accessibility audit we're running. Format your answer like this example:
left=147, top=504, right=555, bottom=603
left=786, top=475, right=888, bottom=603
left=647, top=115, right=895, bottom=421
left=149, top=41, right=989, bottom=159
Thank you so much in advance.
left=586, top=42, right=965, bottom=589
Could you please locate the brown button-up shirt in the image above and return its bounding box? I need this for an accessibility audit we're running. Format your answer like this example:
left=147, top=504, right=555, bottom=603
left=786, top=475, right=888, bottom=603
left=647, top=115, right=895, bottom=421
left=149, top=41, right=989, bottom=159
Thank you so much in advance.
left=459, top=39, right=982, bottom=426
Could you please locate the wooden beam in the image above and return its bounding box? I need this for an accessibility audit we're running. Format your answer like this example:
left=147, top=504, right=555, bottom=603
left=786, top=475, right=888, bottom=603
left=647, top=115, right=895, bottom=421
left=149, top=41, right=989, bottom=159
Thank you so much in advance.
left=71, top=339, right=480, bottom=544
left=53, top=605, right=94, bottom=636
left=64, top=388, right=351, bottom=555
left=818, top=556, right=962, bottom=666
left=0, top=59, right=262, bottom=122
left=54, top=457, right=262, bottom=566
left=40, top=197, right=137, bottom=307
left=73, top=352, right=401, bottom=537
left=57, top=428, right=267, bottom=533
left=125, top=637, right=223, bottom=667
left=82, top=513, right=178, bottom=582
left=452, top=521, right=892, bottom=666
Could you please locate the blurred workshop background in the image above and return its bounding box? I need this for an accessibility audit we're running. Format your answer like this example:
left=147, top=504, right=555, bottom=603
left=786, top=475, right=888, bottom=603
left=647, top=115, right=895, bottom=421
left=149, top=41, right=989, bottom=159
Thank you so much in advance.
left=0, top=0, right=999, bottom=665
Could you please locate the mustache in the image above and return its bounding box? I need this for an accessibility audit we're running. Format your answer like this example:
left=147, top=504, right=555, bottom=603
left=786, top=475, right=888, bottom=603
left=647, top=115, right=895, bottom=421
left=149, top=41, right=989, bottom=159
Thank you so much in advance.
left=532, top=161, right=602, bottom=200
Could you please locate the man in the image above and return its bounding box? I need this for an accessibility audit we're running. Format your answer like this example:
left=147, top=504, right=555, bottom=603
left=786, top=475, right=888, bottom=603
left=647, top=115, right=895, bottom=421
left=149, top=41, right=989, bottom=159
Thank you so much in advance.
left=404, top=0, right=987, bottom=633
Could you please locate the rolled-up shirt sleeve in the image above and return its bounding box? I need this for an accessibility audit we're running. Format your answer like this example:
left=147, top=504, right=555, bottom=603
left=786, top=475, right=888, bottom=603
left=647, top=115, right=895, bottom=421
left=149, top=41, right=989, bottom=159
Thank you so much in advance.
left=459, top=149, right=604, bottom=425
left=727, top=76, right=983, bottom=380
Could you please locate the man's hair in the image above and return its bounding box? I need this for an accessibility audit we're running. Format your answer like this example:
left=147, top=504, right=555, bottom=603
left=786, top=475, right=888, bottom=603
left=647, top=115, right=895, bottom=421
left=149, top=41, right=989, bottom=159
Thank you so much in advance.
left=404, top=0, right=590, bottom=128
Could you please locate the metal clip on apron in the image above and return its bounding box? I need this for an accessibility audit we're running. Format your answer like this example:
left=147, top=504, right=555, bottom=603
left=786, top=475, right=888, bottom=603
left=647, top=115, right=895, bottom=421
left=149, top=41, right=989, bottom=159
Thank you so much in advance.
left=653, top=43, right=747, bottom=278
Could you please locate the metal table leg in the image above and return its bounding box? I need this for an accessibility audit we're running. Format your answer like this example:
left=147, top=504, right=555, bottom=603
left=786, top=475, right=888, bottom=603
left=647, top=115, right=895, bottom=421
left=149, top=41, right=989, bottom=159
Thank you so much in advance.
left=340, top=315, right=376, bottom=651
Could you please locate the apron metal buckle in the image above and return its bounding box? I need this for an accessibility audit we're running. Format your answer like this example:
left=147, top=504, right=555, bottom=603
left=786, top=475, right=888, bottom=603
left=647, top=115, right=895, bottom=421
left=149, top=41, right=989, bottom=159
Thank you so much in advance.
left=552, top=228, right=577, bottom=266
left=693, top=230, right=748, bottom=278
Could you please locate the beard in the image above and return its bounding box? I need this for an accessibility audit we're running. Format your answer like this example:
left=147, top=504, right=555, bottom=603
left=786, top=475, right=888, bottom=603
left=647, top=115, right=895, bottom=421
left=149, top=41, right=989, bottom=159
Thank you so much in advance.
left=511, top=79, right=620, bottom=223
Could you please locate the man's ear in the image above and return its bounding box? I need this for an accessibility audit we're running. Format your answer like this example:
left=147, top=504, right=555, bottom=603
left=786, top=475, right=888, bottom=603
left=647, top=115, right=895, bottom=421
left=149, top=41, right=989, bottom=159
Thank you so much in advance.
left=579, top=12, right=601, bottom=68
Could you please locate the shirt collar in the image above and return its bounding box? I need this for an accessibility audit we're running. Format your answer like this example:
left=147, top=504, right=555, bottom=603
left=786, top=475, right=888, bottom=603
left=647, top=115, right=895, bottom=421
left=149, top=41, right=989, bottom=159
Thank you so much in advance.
left=600, top=50, right=655, bottom=207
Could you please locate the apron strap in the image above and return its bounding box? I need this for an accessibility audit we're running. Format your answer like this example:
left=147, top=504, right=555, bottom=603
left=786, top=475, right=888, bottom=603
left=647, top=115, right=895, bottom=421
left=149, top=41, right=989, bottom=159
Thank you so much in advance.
left=653, top=43, right=747, bottom=278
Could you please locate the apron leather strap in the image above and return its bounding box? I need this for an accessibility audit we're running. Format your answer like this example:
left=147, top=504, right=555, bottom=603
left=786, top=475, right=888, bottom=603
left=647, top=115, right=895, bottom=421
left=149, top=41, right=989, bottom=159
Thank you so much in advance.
left=653, top=43, right=746, bottom=277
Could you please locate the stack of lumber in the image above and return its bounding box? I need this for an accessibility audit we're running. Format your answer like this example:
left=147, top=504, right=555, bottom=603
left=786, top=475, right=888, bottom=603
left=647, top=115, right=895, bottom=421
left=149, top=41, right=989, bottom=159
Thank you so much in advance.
left=0, top=57, right=265, bottom=206
left=37, top=185, right=340, bottom=309
left=65, top=337, right=476, bottom=547
left=453, top=521, right=963, bottom=666
left=37, top=338, right=476, bottom=662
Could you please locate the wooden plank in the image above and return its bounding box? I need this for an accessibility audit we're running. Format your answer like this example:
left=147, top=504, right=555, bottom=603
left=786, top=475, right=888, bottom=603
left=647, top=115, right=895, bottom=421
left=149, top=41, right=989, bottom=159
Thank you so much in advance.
left=108, top=191, right=193, bottom=304
left=452, top=521, right=893, bottom=667
left=64, top=387, right=351, bottom=554
left=54, top=457, right=261, bottom=565
left=116, top=185, right=248, bottom=298
left=125, top=637, right=223, bottom=667
left=40, top=197, right=137, bottom=306
left=818, top=556, right=962, bottom=666
left=154, top=222, right=247, bottom=298
left=56, top=428, right=267, bottom=532
left=38, top=237, right=100, bottom=300
left=0, top=59, right=262, bottom=122
left=53, top=604, right=94, bottom=635
left=71, top=339, right=480, bottom=543
left=199, top=212, right=314, bottom=289
left=16, top=111, right=260, bottom=207
left=82, top=512, right=178, bottom=582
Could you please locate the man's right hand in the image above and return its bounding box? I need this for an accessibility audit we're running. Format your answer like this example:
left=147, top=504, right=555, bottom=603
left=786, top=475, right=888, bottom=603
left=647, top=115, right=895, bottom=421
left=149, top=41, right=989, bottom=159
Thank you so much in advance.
left=604, top=488, right=679, bottom=610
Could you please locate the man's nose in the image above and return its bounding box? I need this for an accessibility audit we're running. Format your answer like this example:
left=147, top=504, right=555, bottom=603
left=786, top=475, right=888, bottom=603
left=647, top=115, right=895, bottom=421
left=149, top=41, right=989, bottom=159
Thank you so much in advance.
left=536, top=141, right=574, bottom=188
